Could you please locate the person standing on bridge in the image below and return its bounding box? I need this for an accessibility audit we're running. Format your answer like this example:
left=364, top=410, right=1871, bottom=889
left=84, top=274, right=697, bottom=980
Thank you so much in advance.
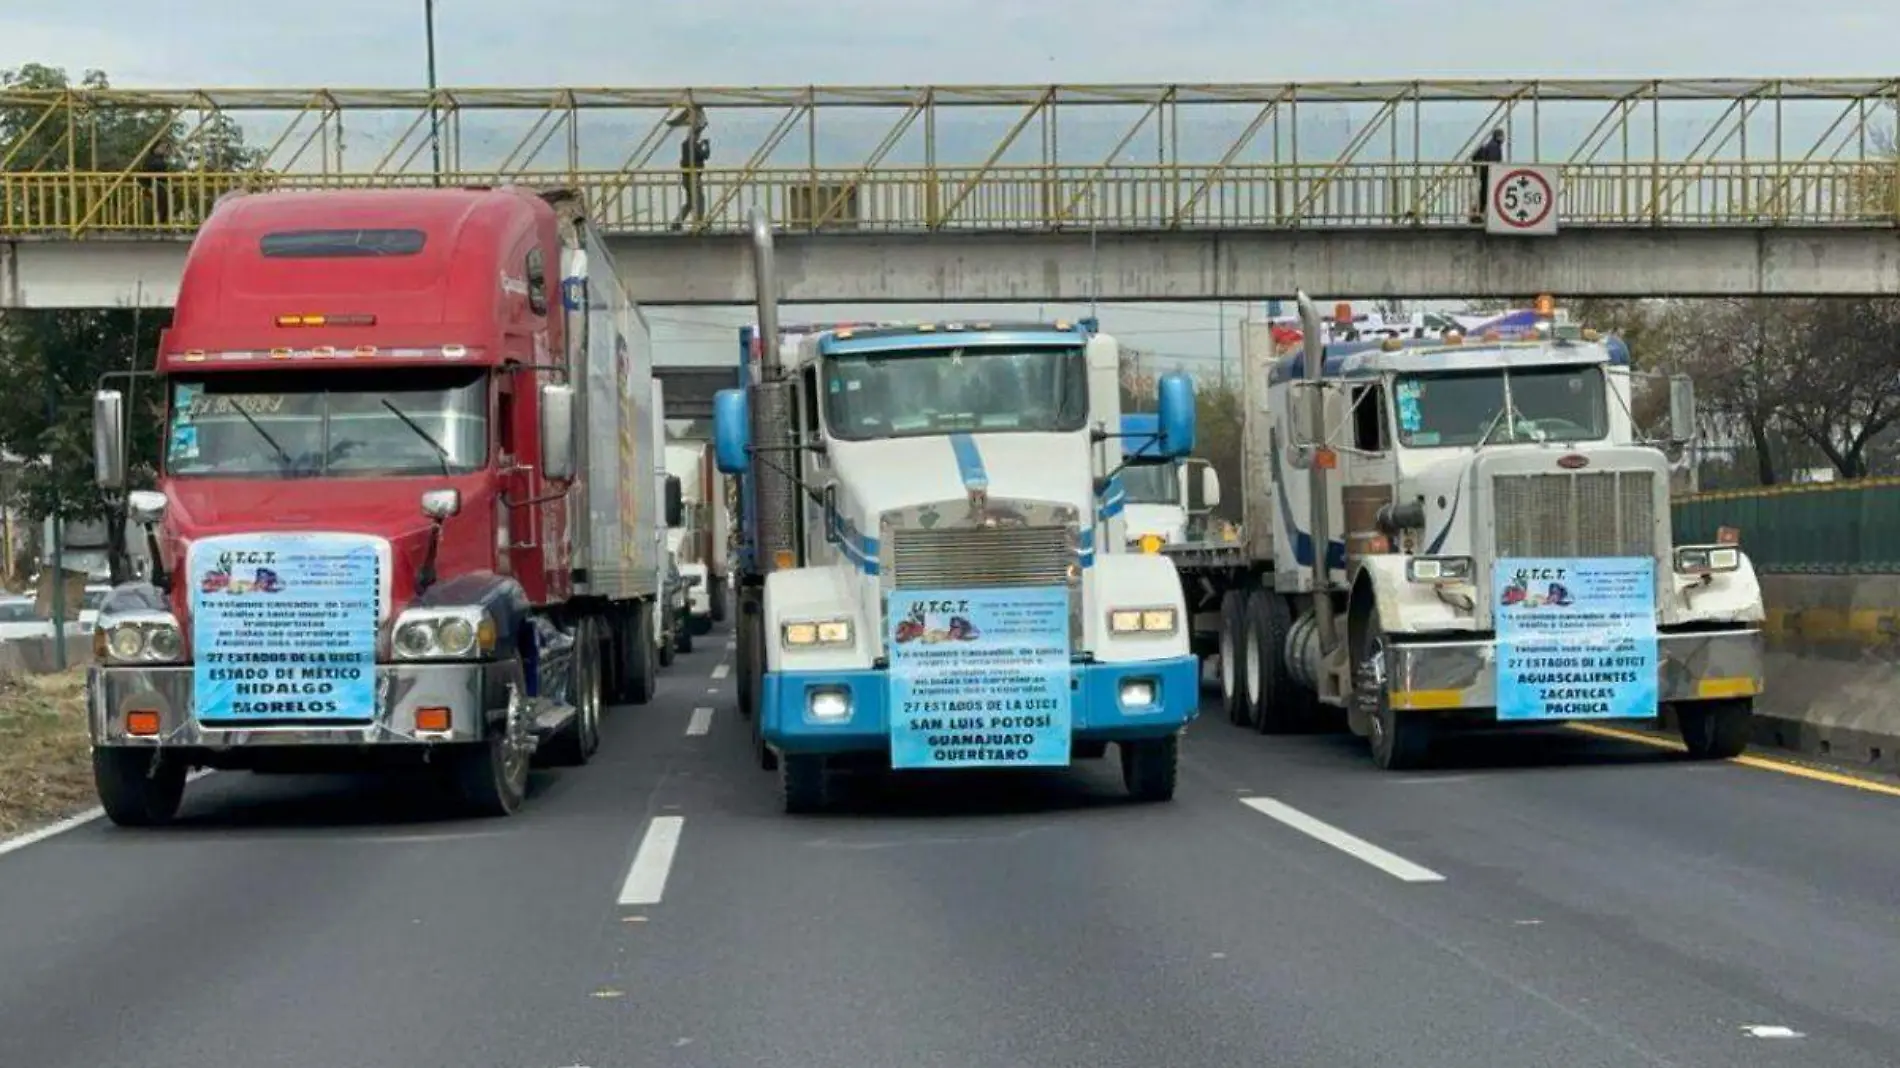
left=671, top=106, right=711, bottom=231
left=1470, top=127, right=1505, bottom=222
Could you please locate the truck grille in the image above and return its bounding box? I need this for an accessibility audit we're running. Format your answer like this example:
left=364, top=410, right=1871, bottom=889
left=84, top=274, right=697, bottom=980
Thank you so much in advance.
left=889, top=525, right=1074, bottom=589
left=1493, top=471, right=1656, bottom=558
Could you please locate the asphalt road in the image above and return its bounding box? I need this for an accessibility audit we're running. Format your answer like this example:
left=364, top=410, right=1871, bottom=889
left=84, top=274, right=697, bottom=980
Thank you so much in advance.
left=3, top=626, right=1899, bottom=1068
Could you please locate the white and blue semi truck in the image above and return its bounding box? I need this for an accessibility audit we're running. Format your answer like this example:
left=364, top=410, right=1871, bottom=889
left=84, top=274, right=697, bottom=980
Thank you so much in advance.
left=716, top=210, right=1203, bottom=813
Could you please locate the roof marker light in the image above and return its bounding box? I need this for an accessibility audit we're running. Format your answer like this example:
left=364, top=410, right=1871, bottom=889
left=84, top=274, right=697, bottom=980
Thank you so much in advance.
left=916, top=323, right=937, bottom=332
left=442, top=344, right=468, bottom=359
left=1054, top=320, right=1072, bottom=330
left=835, top=329, right=855, bottom=339
left=269, top=348, right=291, bottom=359
left=1381, top=337, right=1403, bottom=352
left=182, top=352, right=207, bottom=363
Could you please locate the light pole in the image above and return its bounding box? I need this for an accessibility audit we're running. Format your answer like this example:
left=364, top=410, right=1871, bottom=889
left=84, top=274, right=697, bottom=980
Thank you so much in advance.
left=425, top=0, right=441, bottom=184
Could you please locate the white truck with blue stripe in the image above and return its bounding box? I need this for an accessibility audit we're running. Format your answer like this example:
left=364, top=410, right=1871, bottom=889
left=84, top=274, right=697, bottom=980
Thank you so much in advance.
left=714, top=210, right=1201, bottom=813
left=1170, top=293, right=1766, bottom=770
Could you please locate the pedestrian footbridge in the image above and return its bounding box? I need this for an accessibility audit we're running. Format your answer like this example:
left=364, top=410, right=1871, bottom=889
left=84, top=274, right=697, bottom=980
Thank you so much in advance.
left=4, top=79, right=1897, bottom=306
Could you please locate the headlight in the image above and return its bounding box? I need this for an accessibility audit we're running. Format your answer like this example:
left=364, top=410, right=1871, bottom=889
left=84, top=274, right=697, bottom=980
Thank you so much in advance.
left=390, top=607, right=497, bottom=661
left=94, top=613, right=187, bottom=665
left=1675, top=545, right=1741, bottom=574
left=782, top=618, right=853, bottom=648
left=1108, top=607, right=1177, bottom=635
left=1406, top=556, right=1474, bottom=583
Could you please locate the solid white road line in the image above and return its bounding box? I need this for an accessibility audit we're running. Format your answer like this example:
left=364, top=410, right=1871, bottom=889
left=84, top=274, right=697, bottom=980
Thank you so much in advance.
left=1240, top=796, right=1446, bottom=884
left=618, top=816, right=686, bottom=906
left=0, top=769, right=217, bottom=859
left=685, top=707, right=714, bottom=736
left=711, top=663, right=731, bottom=680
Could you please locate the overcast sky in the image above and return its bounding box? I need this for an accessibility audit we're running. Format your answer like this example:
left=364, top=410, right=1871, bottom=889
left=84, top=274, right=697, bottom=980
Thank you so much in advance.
left=5, top=1, right=1890, bottom=372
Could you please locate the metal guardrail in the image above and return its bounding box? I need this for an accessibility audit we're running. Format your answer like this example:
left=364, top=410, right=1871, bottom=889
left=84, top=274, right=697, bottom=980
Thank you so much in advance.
left=2, top=161, right=1893, bottom=236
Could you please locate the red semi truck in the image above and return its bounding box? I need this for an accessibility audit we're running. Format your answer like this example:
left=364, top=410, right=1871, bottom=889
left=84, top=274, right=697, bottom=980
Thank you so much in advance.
left=87, top=185, right=678, bottom=824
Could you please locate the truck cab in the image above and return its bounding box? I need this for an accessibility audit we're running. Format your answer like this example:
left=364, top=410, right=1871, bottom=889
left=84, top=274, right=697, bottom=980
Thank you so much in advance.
left=713, top=212, right=1203, bottom=812
left=1260, top=303, right=1765, bottom=768
left=1117, top=412, right=1222, bottom=551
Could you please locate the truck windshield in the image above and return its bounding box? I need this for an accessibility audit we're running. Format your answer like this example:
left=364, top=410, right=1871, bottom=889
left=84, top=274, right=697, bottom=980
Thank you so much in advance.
left=165, top=367, right=488, bottom=478
left=823, top=346, right=1088, bottom=441
left=1393, top=365, right=1608, bottom=448
left=1119, top=463, right=1180, bottom=504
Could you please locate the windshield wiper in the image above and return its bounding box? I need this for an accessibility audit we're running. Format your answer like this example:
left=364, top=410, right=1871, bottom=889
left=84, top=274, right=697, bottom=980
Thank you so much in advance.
left=381, top=399, right=452, bottom=476
left=227, top=402, right=294, bottom=470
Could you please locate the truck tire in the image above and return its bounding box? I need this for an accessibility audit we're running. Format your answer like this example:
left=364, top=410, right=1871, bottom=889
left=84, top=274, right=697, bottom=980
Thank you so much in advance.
left=1218, top=589, right=1248, bottom=725
left=93, top=749, right=187, bottom=827
left=1244, top=588, right=1307, bottom=734
left=736, top=590, right=760, bottom=720
left=781, top=754, right=829, bottom=813
left=659, top=622, right=677, bottom=667
left=455, top=727, right=530, bottom=817
left=708, top=576, right=727, bottom=624
left=623, top=604, right=658, bottom=706
left=1358, top=606, right=1432, bottom=770
left=541, top=619, right=603, bottom=767
left=675, top=617, right=693, bottom=655
left=1121, top=733, right=1180, bottom=802
left=1678, top=698, right=1752, bottom=760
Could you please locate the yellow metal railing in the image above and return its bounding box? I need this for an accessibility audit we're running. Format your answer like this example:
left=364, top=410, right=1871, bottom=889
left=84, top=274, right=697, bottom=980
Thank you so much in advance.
left=2, top=162, right=1894, bottom=237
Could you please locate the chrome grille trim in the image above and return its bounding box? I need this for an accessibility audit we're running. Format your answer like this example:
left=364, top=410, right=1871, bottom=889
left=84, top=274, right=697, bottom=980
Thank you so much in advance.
left=890, top=525, right=1075, bottom=590
left=1493, top=471, right=1656, bottom=559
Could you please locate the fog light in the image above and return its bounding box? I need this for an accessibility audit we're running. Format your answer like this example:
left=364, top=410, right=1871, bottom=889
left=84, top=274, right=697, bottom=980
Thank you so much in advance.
left=415, top=706, right=452, bottom=733
left=125, top=709, right=161, bottom=736
left=1119, top=678, right=1157, bottom=709
left=808, top=688, right=850, bottom=721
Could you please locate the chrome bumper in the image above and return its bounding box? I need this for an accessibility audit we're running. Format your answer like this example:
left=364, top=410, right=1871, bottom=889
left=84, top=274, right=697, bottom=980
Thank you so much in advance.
left=1387, top=628, right=1764, bottom=713
left=87, top=661, right=517, bottom=748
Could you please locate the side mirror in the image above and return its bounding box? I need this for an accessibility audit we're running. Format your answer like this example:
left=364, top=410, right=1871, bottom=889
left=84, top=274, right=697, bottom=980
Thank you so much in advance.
left=1155, top=372, right=1197, bottom=459
left=1668, top=374, right=1696, bottom=445
left=664, top=475, right=684, bottom=528
left=93, top=390, right=126, bottom=491
left=822, top=483, right=840, bottom=544
left=539, top=383, right=577, bottom=482
left=127, top=489, right=167, bottom=526
left=713, top=389, right=751, bottom=474
left=1200, top=464, right=1222, bottom=511
left=421, top=488, right=462, bottom=520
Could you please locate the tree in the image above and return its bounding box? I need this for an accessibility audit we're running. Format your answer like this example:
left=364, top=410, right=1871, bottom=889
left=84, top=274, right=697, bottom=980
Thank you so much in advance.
left=0, top=64, right=260, bottom=580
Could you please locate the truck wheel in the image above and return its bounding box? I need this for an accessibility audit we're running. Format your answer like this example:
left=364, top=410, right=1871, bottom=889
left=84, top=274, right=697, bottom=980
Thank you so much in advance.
left=708, top=576, right=727, bottom=623
left=1244, top=589, right=1306, bottom=735
left=623, top=604, right=658, bottom=706
left=455, top=724, right=531, bottom=818
left=1359, top=607, right=1432, bottom=770
left=541, top=621, right=603, bottom=767
left=1678, top=698, right=1752, bottom=760
left=736, top=592, right=761, bottom=721
left=1073, top=740, right=1109, bottom=760
left=1218, top=589, right=1247, bottom=725
left=1121, top=733, right=1180, bottom=802
left=93, top=748, right=187, bottom=827
left=675, top=618, right=693, bottom=655
left=659, top=625, right=677, bottom=667
left=781, top=754, right=829, bottom=813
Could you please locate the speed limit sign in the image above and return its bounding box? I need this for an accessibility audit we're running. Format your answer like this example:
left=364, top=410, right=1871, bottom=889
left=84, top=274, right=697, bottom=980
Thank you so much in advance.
left=1485, top=165, right=1560, bottom=235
